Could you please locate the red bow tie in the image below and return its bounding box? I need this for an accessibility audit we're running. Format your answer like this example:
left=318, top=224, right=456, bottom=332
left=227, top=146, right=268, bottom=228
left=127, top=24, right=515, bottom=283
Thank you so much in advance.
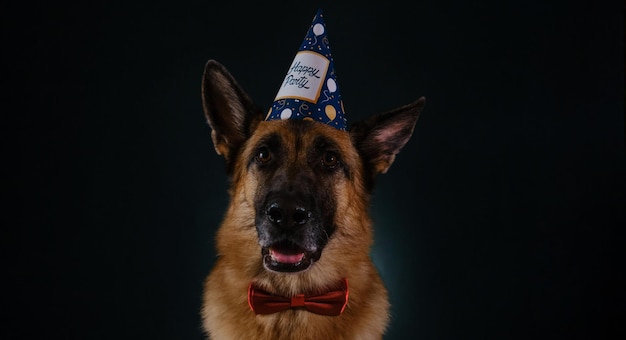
left=247, top=278, right=349, bottom=316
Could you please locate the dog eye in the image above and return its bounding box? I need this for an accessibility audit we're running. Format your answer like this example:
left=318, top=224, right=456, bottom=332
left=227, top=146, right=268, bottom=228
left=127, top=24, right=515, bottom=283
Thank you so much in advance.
left=255, top=147, right=272, bottom=164
left=322, top=152, right=339, bottom=168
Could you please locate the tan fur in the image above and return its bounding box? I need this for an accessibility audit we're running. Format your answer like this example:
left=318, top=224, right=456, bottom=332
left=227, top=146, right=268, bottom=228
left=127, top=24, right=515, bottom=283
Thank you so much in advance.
left=200, top=59, right=424, bottom=340
left=202, top=121, right=388, bottom=339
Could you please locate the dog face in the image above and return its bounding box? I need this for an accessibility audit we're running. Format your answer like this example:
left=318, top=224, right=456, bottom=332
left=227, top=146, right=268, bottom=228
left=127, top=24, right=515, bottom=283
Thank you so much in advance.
left=201, top=60, right=424, bottom=276
left=242, top=120, right=358, bottom=272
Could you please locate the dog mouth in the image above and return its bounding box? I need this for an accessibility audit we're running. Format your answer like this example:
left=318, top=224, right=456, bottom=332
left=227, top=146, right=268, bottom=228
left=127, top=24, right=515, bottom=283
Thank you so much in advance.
left=262, top=241, right=320, bottom=273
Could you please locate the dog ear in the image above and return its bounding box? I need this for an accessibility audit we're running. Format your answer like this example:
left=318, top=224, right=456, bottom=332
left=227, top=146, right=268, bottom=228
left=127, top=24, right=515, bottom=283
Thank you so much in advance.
left=350, top=97, right=425, bottom=183
left=201, top=59, right=264, bottom=167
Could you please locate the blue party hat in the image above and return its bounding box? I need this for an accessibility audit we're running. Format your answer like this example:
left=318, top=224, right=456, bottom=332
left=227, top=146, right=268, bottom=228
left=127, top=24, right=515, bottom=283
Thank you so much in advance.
left=265, top=9, right=347, bottom=130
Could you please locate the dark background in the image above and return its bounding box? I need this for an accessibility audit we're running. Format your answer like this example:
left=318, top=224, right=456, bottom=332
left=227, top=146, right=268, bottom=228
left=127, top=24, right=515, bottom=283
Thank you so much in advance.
left=4, top=1, right=624, bottom=339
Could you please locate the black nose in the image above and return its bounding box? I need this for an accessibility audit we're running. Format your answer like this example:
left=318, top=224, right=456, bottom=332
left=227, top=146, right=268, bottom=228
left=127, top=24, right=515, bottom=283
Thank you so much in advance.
left=266, top=201, right=311, bottom=228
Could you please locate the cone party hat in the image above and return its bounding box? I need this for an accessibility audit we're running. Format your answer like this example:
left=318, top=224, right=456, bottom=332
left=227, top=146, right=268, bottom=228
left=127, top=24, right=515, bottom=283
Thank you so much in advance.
left=265, top=9, right=347, bottom=130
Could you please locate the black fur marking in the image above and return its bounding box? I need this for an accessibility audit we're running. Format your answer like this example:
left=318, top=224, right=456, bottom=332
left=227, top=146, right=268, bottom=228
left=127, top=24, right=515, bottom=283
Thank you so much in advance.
left=251, top=123, right=340, bottom=272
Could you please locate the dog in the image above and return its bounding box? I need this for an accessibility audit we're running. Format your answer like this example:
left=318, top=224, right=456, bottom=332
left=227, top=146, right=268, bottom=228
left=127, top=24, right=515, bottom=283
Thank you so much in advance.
left=200, top=59, right=425, bottom=339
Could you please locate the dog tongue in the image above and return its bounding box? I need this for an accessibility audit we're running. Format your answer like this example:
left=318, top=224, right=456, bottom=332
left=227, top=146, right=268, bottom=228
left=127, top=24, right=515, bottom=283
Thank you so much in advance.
left=270, top=248, right=304, bottom=264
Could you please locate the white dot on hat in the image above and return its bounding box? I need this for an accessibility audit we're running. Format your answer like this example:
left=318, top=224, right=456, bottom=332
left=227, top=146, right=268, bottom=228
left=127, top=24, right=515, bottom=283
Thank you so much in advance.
left=280, top=108, right=293, bottom=120
left=327, top=78, right=337, bottom=92
left=313, top=23, right=325, bottom=36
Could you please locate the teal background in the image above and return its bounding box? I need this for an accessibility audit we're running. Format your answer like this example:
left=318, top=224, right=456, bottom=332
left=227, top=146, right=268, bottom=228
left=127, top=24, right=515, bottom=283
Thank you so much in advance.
left=4, top=1, right=624, bottom=339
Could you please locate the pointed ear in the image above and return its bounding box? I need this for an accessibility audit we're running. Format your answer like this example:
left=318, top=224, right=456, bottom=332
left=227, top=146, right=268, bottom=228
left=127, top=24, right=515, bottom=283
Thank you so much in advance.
left=201, top=59, right=264, bottom=168
left=350, top=97, right=425, bottom=184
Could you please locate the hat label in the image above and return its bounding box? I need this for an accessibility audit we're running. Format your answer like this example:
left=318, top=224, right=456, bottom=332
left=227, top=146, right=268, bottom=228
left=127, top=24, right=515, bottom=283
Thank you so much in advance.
left=275, top=51, right=329, bottom=103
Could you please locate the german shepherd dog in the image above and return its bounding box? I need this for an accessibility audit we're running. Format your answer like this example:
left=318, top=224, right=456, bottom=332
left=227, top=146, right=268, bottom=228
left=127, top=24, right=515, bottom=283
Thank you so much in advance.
left=200, top=59, right=425, bottom=339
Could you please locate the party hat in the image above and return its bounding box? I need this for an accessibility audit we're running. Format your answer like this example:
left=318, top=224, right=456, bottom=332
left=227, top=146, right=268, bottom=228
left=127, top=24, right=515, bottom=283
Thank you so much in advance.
left=265, top=9, right=347, bottom=130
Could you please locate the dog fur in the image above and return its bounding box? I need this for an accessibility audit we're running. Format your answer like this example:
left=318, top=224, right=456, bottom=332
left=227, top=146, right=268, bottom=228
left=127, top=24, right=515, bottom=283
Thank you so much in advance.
left=200, top=59, right=425, bottom=339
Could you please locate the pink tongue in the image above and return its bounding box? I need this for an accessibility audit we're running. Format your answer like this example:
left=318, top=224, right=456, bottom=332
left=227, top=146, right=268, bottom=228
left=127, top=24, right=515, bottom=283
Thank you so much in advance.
left=270, top=249, right=304, bottom=264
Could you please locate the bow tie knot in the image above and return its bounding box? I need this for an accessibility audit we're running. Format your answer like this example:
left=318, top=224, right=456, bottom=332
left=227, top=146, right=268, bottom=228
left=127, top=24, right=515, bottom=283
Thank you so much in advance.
left=290, top=294, right=306, bottom=307
left=248, top=278, right=349, bottom=316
